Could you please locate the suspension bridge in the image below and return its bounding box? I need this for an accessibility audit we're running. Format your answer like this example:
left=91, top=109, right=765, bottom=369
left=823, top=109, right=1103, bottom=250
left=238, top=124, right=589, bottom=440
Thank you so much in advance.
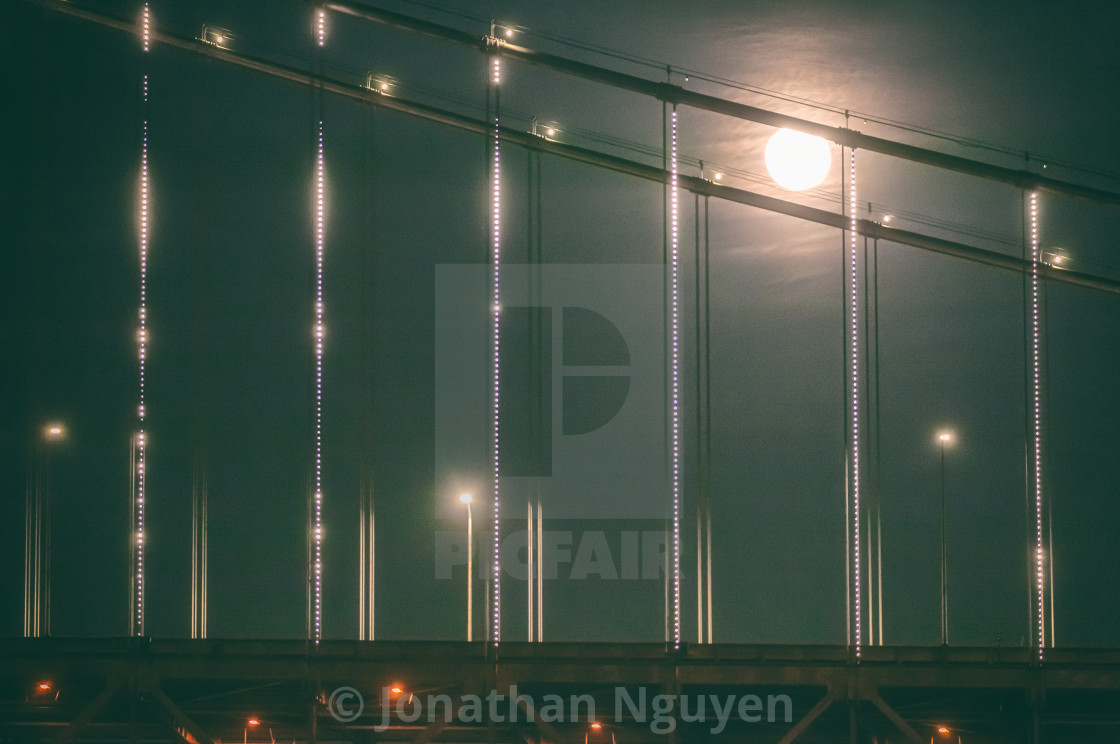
left=5, top=0, right=1120, bottom=741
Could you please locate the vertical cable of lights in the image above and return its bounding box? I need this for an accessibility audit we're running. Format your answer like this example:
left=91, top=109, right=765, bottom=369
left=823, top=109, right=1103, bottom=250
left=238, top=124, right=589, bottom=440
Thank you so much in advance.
left=848, top=148, right=862, bottom=658
left=311, top=8, right=327, bottom=645
left=133, top=2, right=152, bottom=638
left=489, top=54, right=502, bottom=648
left=1029, top=191, right=1044, bottom=660
left=669, top=107, right=681, bottom=651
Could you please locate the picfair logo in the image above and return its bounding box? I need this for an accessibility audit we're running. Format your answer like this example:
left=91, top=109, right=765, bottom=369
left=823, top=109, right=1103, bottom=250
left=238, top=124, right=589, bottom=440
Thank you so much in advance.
left=435, top=264, right=666, bottom=519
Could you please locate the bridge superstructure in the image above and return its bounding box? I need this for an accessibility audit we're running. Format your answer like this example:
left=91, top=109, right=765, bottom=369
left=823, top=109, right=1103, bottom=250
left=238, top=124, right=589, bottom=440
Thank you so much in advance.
left=7, top=1, right=1120, bottom=741
left=5, top=638, right=1120, bottom=743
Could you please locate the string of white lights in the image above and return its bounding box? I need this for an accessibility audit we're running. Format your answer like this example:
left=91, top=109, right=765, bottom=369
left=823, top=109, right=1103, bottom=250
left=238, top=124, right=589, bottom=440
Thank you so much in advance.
left=669, top=107, right=681, bottom=651
left=490, top=54, right=502, bottom=648
left=848, top=148, right=862, bottom=658
left=1030, top=191, right=1044, bottom=661
left=134, top=2, right=152, bottom=638
left=311, top=119, right=325, bottom=645
left=311, top=8, right=327, bottom=645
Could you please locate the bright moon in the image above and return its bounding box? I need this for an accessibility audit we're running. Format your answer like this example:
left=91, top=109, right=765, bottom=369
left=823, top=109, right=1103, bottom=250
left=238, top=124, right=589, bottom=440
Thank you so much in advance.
left=765, top=128, right=831, bottom=191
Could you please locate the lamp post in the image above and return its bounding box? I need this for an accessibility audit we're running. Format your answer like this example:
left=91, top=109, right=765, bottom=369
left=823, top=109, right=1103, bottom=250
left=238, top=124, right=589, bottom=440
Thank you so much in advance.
left=937, top=431, right=952, bottom=646
left=25, top=423, right=65, bottom=637
left=460, top=493, right=473, bottom=642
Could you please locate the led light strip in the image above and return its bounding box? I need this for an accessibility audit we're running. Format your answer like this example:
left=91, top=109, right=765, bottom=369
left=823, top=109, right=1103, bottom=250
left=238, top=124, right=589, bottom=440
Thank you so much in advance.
left=1030, top=191, right=1044, bottom=660
left=141, top=2, right=151, bottom=52
left=134, top=2, right=152, bottom=638
left=309, top=5, right=328, bottom=646
left=669, top=108, right=681, bottom=650
left=848, top=148, right=862, bottom=658
left=490, top=55, right=502, bottom=647
left=312, top=120, right=326, bottom=644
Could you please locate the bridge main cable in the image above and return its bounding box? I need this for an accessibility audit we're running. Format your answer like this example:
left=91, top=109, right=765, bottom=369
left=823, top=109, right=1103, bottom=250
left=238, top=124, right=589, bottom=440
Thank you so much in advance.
left=319, top=0, right=1120, bottom=209
left=33, top=0, right=1120, bottom=297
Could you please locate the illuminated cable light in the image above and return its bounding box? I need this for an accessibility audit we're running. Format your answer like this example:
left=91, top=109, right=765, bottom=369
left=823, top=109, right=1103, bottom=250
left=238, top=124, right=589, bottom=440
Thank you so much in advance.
left=1030, top=191, right=1044, bottom=661
left=316, top=9, right=326, bottom=47
left=670, top=108, right=681, bottom=651
left=312, top=120, right=326, bottom=645
left=490, top=56, right=502, bottom=647
left=199, top=26, right=230, bottom=47
left=365, top=73, right=394, bottom=95
left=133, top=19, right=152, bottom=635
left=848, top=148, right=862, bottom=658
left=140, top=3, right=151, bottom=52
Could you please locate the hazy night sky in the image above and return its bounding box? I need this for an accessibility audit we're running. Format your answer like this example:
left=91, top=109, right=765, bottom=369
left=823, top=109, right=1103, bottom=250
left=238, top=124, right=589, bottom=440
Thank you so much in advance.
left=2, top=0, right=1119, bottom=647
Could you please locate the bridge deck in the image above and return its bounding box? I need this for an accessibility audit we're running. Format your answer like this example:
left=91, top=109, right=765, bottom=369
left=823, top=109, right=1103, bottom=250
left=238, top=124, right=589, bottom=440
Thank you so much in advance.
left=3, top=639, right=1119, bottom=743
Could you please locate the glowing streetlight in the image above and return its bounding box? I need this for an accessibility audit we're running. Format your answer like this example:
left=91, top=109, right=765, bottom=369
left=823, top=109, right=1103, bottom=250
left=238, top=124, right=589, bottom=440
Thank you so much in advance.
left=199, top=25, right=231, bottom=47
left=460, top=493, right=473, bottom=642
left=936, top=430, right=954, bottom=645
left=365, top=73, right=394, bottom=94
left=530, top=118, right=559, bottom=140
left=765, top=128, right=831, bottom=191
left=934, top=724, right=961, bottom=742
left=44, top=423, right=65, bottom=440
left=490, top=20, right=517, bottom=40
left=1041, top=247, right=1068, bottom=268
left=247, top=718, right=260, bottom=727
left=33, top=680, right=58, bottom=701
left=586, top=720, right=617, bottom=744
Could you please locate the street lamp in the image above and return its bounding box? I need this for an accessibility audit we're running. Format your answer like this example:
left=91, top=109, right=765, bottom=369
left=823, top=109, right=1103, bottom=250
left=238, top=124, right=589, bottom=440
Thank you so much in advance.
left=937, top=431, right=953, bottom=646
left=460, top=493, right=473, bottom=642
left=25, top=423, right=65, bottom=637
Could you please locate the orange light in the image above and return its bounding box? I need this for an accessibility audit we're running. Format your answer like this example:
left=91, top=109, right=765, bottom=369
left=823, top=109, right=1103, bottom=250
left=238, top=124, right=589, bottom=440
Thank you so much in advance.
left=937, top=726, right=950, bottom=735
left=590, top=722, right=602, bottom=730
left=247, top=718, right=260, bottom=727
left=38, top=682, right=51, bottom=691
left=390, top=686, right=402, bottom=694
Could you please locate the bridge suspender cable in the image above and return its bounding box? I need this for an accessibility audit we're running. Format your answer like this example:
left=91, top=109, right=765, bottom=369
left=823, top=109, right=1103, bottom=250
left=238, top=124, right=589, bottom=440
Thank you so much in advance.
left=669, top=107, right=682, bottom=651
left=847, top=149, right=863, bottom=659
left=488, top=46, right=503, bottom=649
left=1029, top=192, right=1047, bottom=661
left=130, top=2, right=152, bottom=639
left=310, top=7, right=327, bottom=646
